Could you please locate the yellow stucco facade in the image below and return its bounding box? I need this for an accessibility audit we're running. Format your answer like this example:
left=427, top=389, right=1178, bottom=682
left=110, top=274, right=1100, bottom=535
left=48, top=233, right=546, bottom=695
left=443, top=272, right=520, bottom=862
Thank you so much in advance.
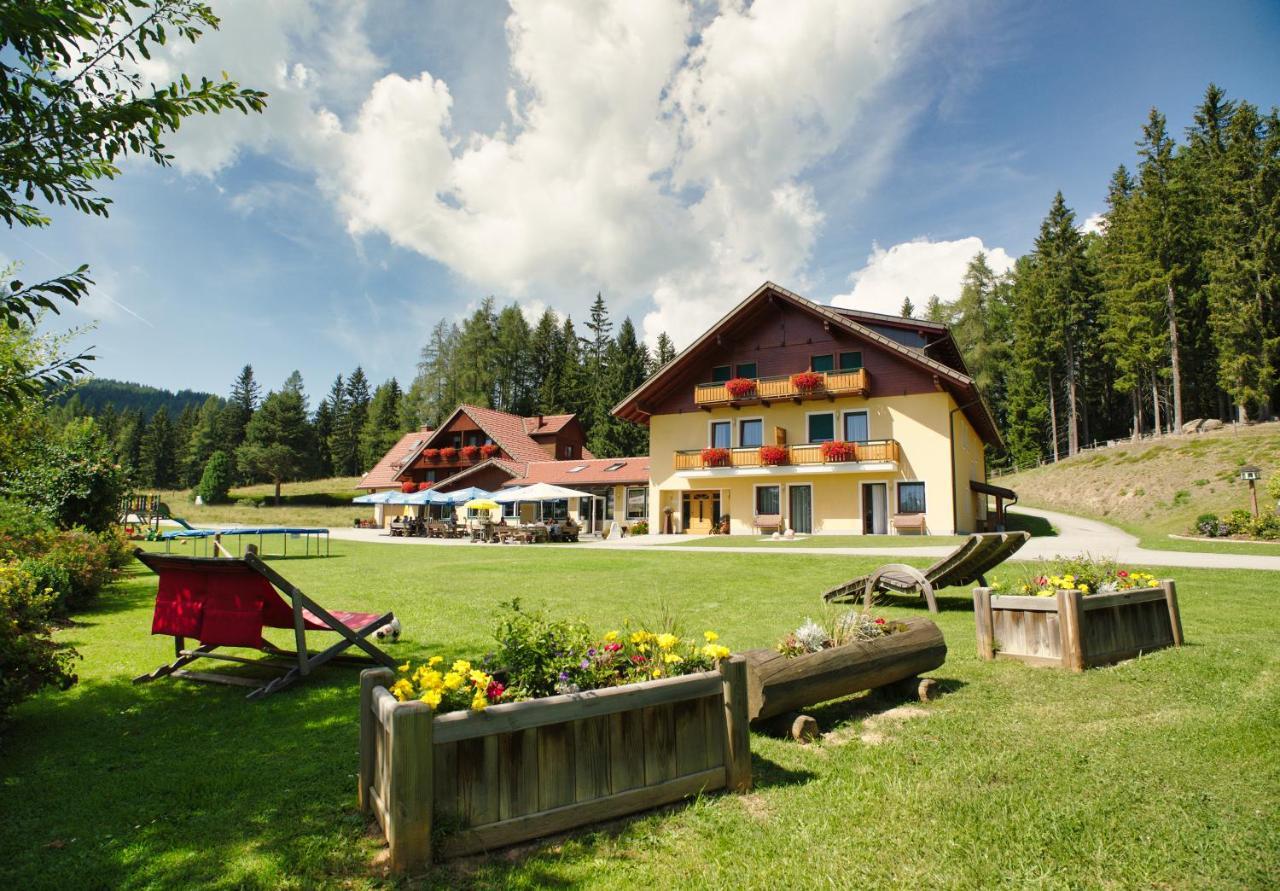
left=646, top=390, right=988, bottom=535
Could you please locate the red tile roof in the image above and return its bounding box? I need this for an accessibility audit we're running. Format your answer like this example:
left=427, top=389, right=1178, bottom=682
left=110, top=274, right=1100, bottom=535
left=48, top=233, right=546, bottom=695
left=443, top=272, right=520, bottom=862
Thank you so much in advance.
left=522, top=413, right=575, bottom=435
left=357, top=431, right=431, bottom=490
left=432, top=404, right=557, bottom=464
left=433, top=457, right=524, bottom=490
left=506, top=456, right=650, bottom=487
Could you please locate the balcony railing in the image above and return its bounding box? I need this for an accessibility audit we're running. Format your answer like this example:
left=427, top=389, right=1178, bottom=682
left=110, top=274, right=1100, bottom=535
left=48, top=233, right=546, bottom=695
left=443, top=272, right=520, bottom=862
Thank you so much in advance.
left=693, top=368, right=870, bottom=407
left=673, top=439, right=900, bottom=471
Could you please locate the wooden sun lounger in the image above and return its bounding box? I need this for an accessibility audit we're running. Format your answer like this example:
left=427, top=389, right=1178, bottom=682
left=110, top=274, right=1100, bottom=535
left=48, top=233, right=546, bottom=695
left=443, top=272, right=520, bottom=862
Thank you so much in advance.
left=132, top=549, right=398, bottom=699
left=821, top=531, right=1030, bottom=613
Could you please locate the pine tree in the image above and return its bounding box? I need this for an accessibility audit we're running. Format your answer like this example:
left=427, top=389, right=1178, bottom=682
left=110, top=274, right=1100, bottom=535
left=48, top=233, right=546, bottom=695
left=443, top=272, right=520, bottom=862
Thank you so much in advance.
left=182, top=395, right=223, bottom=486
left=138, top=408, right=177, bottom=489
left=580, top=293, right=613, bottom=432
left=322, top=374, right=348, bottom=476
left=221, top=364, right=260, bottom=451
left=557, top=317, right=586, bottom=419
left=402, top=320, right=461, bottom=429
left=454, top=299, right=499, bottom=408
left=951, top=253, right=1014, bottom=431
left=493, top=304, right=535, bottom=414
left=359, top=379, right=404, bottom=470
left=330, top=368, right=371, bottom=476
left=652, top=332, right=677, bottom=371
left=900, top=297, right=916, bottom=318
left=923, top=296, right=948, bottom=323
left=236, top=385, right=311, bottom=504
left=312, top=397, right=335, bottom=477
left=114, top=408, right=143, bottom=475
left=588, top=318, right=650, bottom=457
left=529, top=309, right=564, bottom=414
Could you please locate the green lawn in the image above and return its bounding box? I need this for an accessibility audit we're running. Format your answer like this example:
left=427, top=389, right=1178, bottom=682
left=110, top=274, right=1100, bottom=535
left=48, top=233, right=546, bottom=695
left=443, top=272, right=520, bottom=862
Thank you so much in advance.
left=1, top=542, right=1276, bottom=889
left=670, top=533, right=965, bottom=548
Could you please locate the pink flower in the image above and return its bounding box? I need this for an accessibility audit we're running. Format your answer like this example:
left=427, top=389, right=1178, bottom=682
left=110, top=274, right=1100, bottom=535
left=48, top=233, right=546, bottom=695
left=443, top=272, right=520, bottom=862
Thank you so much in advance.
left=485, top=680, right=506, bottom=702
left=1118, top=570, right=1129, bottom=578
left=874, top=617, right=885, bottom=624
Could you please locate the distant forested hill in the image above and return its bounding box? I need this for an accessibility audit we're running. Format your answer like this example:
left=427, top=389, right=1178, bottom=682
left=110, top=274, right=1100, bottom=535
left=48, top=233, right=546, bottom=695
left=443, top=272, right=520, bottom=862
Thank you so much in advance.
left=55, top=378, right=216, bottom=418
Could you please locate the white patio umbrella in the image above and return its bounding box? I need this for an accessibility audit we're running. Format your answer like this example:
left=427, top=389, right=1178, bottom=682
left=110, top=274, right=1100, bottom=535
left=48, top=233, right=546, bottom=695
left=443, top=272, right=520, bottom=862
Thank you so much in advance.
left=492, top=486, right=527, bottom=504
left=500, top=482, right=594, bottom=501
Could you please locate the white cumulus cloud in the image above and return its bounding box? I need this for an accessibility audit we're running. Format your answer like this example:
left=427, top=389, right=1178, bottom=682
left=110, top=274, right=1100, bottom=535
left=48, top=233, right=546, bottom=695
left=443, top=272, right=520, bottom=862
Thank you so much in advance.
left=831, top=236, right=1014, bottom=315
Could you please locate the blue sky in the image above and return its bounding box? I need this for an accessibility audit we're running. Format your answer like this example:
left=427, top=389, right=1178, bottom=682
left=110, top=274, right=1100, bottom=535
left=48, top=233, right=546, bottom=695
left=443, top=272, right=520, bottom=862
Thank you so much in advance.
left=8, top=0, right=1279, bottom=401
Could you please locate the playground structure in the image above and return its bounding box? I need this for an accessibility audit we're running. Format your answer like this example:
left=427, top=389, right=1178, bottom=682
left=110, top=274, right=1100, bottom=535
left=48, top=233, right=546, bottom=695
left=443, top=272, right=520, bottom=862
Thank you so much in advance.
left=119, top=494, right=195, bottom=536
left=161, top=526, right=331, bottom=558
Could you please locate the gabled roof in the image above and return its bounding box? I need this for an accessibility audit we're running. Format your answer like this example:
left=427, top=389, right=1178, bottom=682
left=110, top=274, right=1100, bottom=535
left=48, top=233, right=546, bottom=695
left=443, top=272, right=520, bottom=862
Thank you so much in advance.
left=523, top=413, right=576, bottom=435
left=506, top=456, right=650, bottom=487
left=421, top=404, right=575, bottom=465
left=433, top=457, right=524, bottom=491
left=357, top=431, right=431, bottom=490
left=611, top=281, right=1002, bottom=448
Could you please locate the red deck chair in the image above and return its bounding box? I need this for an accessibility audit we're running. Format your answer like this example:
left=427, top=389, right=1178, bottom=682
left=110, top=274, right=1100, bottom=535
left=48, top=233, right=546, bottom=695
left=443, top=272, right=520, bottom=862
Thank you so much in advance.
left=133, top=549, right=398, bottom=699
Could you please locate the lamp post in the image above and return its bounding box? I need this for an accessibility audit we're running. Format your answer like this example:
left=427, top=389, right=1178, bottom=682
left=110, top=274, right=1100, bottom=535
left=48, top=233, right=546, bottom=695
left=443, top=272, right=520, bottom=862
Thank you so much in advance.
left=1239, top=465, right=1262, bottom=517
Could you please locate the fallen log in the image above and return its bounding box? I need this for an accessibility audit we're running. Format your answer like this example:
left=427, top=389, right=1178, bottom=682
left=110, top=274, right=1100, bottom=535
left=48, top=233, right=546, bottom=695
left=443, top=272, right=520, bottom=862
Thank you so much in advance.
left=742, top=617, right=946, bottom=722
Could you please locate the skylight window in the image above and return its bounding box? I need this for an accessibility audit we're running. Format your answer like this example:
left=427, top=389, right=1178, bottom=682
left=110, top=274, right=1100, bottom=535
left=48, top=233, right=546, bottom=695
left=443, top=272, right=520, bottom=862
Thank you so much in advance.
left=567, top=465, right=588, bottom=473
left=604, top=462, right=625, bottom=472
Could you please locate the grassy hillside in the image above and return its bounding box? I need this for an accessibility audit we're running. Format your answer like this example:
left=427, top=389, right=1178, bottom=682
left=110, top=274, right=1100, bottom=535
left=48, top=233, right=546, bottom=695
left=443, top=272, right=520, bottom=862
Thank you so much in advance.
left=151, top=477, right=367, bottom=528
left=1001, top=422, right=1280, bottom=550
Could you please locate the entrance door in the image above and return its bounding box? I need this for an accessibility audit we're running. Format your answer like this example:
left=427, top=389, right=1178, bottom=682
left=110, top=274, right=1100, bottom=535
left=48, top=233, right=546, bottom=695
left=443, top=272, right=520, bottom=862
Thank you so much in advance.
left=682, top=492, right=721, bottom=534
left=862, top=483, right=888, bottom=534
left=788, top=485, right=813, bottom=534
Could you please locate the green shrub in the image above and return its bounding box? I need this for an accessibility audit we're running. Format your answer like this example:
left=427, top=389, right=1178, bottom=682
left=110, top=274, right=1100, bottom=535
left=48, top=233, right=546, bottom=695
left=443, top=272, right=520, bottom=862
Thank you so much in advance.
left=629, top=520, right=649, bottom=536
left=1226, top=509, right=1254, bottom=535
left=1172, top=490, right=1190, bottom=506
left=0, top=499, right=54, bottom=558
left=196, top=451, right=235, bottom=504
left=1194, top=513, right=1225, bottom=537
left=0, top=420, right=126, bottom=532
left=18, top=530, right=117, bottom=614
left=1249, top=513, right=1280, bottom=540
left=0, top=561, right=79, bottom=726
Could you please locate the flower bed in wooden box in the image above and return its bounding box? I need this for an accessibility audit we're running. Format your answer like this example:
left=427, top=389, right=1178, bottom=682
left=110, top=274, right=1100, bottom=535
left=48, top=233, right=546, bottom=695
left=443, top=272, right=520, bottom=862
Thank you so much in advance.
left=972, top=581, right=1183, bottom=671
left=359, top=657, right=751, bottom=872
left=742, top=616, right=946, bottom=725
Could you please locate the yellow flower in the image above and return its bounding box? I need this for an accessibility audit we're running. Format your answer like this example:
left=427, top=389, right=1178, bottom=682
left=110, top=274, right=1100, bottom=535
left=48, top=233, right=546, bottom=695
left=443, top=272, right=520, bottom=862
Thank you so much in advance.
left=701, top=643, right=731, bottom=660
left=651, top=667, right=664, bottom=678
left=662, top=653, right=684, bottom=664
left=604, top=630, right=619, bottom=642
left=630, top=631, right=650, bottom=645
left=389, top=679, right=415, bottom=701
left=637, top=643, right=649, bottom=653
left=398, top=661, right=411, bottom=673
left=991, top=582, right=1003, bottom=591
left=420, top=688, right=442, bottom=709
left=469, top=669, right=489, bottom=687
left=703, top=630, right=719, bottom=643
left=471, top=692, right=488, bottom=711
left=656, top=633, right=678, bottom=650
left=451, top=659, right=471, bottom=675
left=1077, top=583, right=1090, bottom=593
left=416, top=669, right=443, bottom=690
left=443, top=672, right=464, bottom=691
left=428, top=656, right=443, bottom=667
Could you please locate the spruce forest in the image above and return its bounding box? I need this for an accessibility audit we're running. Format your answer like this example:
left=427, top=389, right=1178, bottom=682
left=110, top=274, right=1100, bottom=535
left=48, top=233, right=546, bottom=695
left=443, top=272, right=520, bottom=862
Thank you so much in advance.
left=54, top=85, right=1278, bottom=489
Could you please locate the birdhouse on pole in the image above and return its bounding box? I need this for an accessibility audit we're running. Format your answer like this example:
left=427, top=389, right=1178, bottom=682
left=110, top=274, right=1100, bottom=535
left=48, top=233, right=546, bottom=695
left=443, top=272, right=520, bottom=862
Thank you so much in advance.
left=1239, top=465, right=1263, bottom=516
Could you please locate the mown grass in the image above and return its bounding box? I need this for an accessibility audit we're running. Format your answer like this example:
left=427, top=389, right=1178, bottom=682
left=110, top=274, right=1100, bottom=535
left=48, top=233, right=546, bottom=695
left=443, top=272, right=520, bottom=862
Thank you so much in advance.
left=1, top=543, right=1276, bottom=889
left=672, top=533, right=965, bottom=548
left=151, top=477, right=368, bottom=529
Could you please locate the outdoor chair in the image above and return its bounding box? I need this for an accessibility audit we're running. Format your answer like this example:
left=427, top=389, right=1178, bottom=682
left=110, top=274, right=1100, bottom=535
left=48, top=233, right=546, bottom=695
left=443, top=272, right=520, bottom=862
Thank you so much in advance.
left=892, top=512, right=927, bottom=534
left=821, top=531, right=1030, bottom=613
left=132, top=549, right=399, bottom=699
left=754, top=513, right=783, bottom=534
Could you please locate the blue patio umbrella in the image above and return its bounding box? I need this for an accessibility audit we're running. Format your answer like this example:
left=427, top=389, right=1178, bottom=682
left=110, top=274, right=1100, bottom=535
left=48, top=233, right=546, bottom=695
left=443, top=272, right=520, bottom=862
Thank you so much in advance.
left=443, top=487, right=492, bottom=504
left=351, top=490, right=403, bottom=504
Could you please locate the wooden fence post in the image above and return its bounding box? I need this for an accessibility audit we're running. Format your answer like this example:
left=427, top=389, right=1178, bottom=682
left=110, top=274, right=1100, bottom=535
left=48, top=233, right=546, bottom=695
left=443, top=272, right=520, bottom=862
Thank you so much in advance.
left=1057, top=589, right=1086, bottom=672
left=388, top=700, right=434, bottom=874
left=1160, top=579, right=1184, bottom=647
left=359, top=668, right=394, bottom=812
left=719, top=655, right=752, bottom=792
left=973, top=587, right=995, bottom=660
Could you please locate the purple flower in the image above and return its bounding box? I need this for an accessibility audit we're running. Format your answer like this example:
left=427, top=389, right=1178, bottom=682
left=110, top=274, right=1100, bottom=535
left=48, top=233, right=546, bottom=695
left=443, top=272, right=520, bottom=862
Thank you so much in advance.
left=579, top=658, right=590, bottom=669
left=558, top=671, right=569, bottom=681
left=588, top=648, right=597, bottom=656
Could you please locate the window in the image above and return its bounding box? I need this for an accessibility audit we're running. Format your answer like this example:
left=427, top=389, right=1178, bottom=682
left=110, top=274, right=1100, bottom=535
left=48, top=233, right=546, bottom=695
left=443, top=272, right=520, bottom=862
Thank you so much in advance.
left=626, top=487, right=648, bottom=520
left=739, top=418, right=763, bottom=448
left=567, top=464, right=587, bottom=473
left=897, top=482, right=926, bottom=514
left=562, top=444, right=574, bottom=459
left=807, top=413, right=835, bottom=443
left=810, top=353, right=834, bottom=372
left=711, top=365, right=732, bottom=383
left=605, top=486, right=615, bottom=520
left=755, top=485, right=780, bottom=515
left=604, top=462, right=625, bottom=472
left=502, top=499, right=519, bottom=519
left=843, top=410, right=869, bottom=442
left=540, top=499, right=569, bottom=521
left=735, top=362, right=758, bottom=379
left=710, top=421, right=731, bottom=448
left=839, top=351, right=863, bottom=371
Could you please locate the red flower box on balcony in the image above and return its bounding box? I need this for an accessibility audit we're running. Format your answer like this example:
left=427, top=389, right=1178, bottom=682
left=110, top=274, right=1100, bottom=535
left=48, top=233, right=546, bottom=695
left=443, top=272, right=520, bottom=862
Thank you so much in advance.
left=439, top=446, right=459, bottom=461
left=700, top=447, right=731, bottom=468
left=760, top=445, right=789, bottom=466
left=790, top=371, right=824, bottom=393
left=461, top=445, right=481, bottom=461
left=480, top=443, right=499, bottom=458
left=423, top=448, right=440, bottom=462
left=821, top=441, right=855, bottom=462
left=724, top=377, right=757, bottom=398
left=417, top=482, right=431, bottom=491
left=400, top=481, right=417, bottom=493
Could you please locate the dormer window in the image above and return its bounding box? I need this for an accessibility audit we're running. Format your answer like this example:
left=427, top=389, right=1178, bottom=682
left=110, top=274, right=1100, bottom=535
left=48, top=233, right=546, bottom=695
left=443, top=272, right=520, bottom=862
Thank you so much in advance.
left=735, top=362, right=757, bottom=379
left=711, top=365, right=731, bottom=383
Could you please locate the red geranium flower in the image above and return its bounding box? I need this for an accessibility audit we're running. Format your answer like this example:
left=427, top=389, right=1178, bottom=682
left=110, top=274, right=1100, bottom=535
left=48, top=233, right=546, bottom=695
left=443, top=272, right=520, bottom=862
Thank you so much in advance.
left=423, top=448, right=440, bottom=461
left=874, top=617, right=885, bottom=624
left=630, top=654, right=646, bottom=665
left=460, top=444, right=481, bottom=461
left=400, top=480, right=417, bottom=493
left=417, top=482, right=431, bottom=491
left=439, top=446, right=458, bottom=461
left=1118, top=570, right=1129, bottom=578
left=485, top=680, right=506, bottom=702
left=480, top=443, right=499, bottom=458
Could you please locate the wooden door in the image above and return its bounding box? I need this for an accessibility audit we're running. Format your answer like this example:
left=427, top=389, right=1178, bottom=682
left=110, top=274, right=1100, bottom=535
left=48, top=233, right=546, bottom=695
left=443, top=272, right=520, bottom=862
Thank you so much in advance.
left=682, top=492, right=720, bottom=534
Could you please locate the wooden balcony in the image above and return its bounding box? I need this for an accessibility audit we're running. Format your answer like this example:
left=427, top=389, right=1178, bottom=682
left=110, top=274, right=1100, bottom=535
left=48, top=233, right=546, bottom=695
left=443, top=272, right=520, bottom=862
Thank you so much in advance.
left=693, top=368, right=870, bottom=408
left=673, top=439, right=900, bottom=471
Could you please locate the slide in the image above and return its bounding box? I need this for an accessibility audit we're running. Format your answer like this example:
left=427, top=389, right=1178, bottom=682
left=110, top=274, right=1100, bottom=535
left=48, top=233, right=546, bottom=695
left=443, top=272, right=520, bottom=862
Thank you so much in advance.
left=169, top=516, right=196, bottom=530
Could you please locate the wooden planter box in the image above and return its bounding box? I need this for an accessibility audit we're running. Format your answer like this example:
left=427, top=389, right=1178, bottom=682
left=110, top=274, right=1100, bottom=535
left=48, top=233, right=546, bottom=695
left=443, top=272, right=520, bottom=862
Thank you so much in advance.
left=742, top=617, right=947, bottom=723
left=358, top=656, right=751, bottom=872
left=973, top=581, right=1183, bottom=671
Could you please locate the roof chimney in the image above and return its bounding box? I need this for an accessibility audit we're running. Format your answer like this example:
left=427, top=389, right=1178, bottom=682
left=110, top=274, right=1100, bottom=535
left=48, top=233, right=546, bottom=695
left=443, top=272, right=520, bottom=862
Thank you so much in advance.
left=536, top=414, right=543, bottom=429
left=419, top=425, right=434, bottom=433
